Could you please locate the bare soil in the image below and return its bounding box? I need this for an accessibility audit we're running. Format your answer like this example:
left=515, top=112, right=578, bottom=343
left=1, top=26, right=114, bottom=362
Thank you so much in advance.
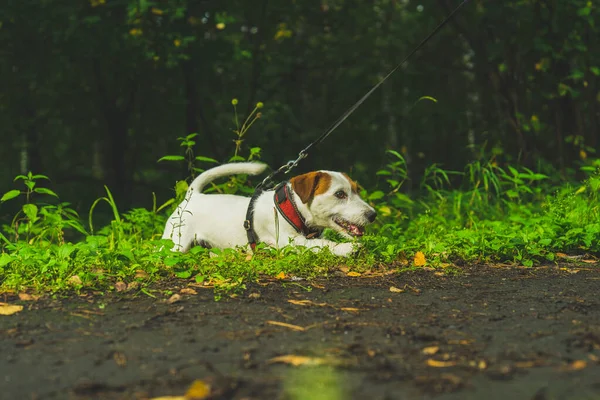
left=1, top=265, right=600, bottom=400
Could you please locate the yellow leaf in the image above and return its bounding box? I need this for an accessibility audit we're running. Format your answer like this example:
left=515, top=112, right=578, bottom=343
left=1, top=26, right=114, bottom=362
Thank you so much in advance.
left=414, top=251, right=426, bottom=267
left=568, top=360, right=587, bottom=370
left=0, top=303, right=23, bottom=316
left=422, top=346, right=439, bottom=355
left=339, top=307, right=360, bottom=312
left=129, top=28, right=143, bottom=36
left=216, top=22, right=225, bottom=30
left=346, top=271, right=361, bottom=277
left=426, top=359, right=457, bottom=368
left=151, top=7, right=164, bottom=15
left=68, top=275, right=82, bottom=285
left=185, top=379, right=211, bottom=399
left=378, top=205, right=392, bottom=217
left=389, top=286, right=404, bottom=293
left=180, top=288, right=198, bottom=295
left=276, top=271, right=286, bottom=280
left=266, top=320, right=305, bottom=331
left=268, top=355, right=326, bottom=366
left=173, top=39, right=181, bottom=47
left=18, top=293, right=40, bottom=301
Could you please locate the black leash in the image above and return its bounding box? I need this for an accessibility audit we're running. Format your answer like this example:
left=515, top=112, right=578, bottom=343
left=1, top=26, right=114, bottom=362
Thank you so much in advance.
left=245, top=0, right=471, bottom=251
left=256, top=0, right=471, bottom=191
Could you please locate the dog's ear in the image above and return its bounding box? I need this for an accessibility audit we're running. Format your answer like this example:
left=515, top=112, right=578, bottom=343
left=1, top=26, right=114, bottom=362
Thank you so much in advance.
left=290, top=172, right=330, bottom=203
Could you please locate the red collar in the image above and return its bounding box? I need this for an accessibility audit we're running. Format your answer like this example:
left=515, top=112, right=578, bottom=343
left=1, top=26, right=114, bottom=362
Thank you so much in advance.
left=274, top=182, right=323, bottom=239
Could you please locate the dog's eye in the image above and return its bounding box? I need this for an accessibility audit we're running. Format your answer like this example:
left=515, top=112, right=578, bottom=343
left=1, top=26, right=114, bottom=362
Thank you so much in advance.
left=334, top=190, right=347, bottom=199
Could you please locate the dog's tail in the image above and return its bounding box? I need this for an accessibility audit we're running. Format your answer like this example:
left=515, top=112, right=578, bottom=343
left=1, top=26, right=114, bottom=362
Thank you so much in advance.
left=188, top=162, right=268, bottom=193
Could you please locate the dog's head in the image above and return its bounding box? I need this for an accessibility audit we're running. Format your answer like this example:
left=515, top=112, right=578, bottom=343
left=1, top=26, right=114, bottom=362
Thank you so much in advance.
left=290, top=171, right=376, bottom=238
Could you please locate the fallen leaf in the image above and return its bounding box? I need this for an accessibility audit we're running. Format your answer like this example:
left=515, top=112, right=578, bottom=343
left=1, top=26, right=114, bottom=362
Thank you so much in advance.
left=588, top=354, right=599, bottom=362
left=414, top=251, right=426, bottom=267
left=339, top=307, right=360, bottom=312
left=581, top=259, right=597, bottom=264
left=248, top=292, right=261, bottom=299
left=389, top=286, right=404, bottom=293
left=556, top=252, right=568, bottom=258
left=180, top=288, right=198, bottom=295
left=422, top=346, right=439, bottom=355
left=127, top=281, right=140, bottom=290
left=135, top=270, right=149, bottom=279
left=68, top=275, right=82, bottom=285
left=426, top=359, right=457, bottom=368
left=18, top=293, right=40, bottom=301
left=346, top=271, right=361, bottom=277
left=266, top=320, right=305, bottom=331
left=0, top=303, right=23, bottom=316
left=367, top=349, right=376, bottom=357
left=185, top=379, right=211, bottom=399
left=338, top=266, right=349, bottom=273
left=567, top=360, right=587, bottom=370
left=115, top=281, right=127, bottom=292
left=276, top=272, right=286, bottom=280
left=167, top=294, right=182, bottom=304
left=268, top=355, right=326, bottom=366
left=245, top=253, right=253, bottom=261
left=478, top=360, right=487, bottom=370
left=287, top=299, right=327, bottom=307
left=113, top=351, right=127, bottom=367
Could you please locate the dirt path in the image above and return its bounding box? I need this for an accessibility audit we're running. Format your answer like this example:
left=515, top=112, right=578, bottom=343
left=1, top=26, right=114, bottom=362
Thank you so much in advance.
left=1, top=265, right=599, bottom=400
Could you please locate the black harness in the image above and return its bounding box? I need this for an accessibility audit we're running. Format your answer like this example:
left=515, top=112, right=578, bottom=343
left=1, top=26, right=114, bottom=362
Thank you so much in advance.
left=244, top=182, right=322, bottom=251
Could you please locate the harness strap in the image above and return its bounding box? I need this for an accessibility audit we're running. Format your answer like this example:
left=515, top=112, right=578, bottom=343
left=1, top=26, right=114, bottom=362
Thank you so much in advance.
left=244, top=182, right=322, bottom=252
left=244, top=189, right=263, bottom=251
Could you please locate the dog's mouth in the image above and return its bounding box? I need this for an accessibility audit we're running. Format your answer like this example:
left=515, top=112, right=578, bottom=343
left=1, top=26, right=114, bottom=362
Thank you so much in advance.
left=333, top=217, right=365, bottom=237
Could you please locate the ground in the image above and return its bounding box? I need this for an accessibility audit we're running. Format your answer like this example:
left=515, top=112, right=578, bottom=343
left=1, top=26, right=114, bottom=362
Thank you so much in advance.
left=1, top=265, right=599, bottom=400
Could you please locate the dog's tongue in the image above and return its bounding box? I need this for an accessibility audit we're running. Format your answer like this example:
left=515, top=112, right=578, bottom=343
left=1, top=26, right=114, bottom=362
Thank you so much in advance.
left=349, top=224, right=364, bottom=236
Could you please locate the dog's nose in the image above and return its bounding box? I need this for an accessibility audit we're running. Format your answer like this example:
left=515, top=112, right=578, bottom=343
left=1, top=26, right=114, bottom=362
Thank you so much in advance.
left=366, top=209, right=377, bottom=223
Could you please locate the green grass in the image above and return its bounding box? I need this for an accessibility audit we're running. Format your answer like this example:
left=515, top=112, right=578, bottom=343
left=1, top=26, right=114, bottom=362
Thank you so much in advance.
left=1, top=104, right=599, bottom=298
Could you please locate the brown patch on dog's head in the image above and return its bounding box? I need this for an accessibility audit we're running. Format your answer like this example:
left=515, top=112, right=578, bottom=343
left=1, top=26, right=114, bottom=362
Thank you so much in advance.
left=342, top=173, right=359, bottom=194
left=290, top=172, right=332, bottom=204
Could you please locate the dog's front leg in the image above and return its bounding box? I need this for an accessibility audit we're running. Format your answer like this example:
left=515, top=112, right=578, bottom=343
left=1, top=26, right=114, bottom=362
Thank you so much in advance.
left=291, top=237, right=358, bottom=257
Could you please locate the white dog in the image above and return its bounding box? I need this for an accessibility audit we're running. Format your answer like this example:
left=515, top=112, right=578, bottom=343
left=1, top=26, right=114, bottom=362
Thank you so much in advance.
left=162, top=162, right=376, bottom=257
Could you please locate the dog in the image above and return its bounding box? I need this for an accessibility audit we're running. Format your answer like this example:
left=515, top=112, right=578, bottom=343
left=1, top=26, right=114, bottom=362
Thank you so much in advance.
left=162, top=162, right=376, bottom=257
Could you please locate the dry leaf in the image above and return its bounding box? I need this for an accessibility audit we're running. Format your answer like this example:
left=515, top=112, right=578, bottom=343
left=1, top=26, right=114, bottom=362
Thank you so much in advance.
left=339, top=307, right=360, bottom=312
left=115, top=281, right=127, bottom=292
left=167, top=294, right=182, bottom=304
left=68, top=275, right=82, bottom=285
left=180, top=288, right=198, bottom=295
left=367, top=349, right=376, bottom=357
left=245, top=253, right=253, bottom=261
left=248, top=292, right=261, bottom=299
left=268, top=355, right=326, bottom=366
left=0, top=303, right=23, bottom=316
left=135, top=270, right=149, bottom=279
left=581, top=259, right=597, bottom=264
left=18, top=293, right=40, bottom=301
left=422, top=346, right=439, bottom=355
left=426, top=359, right=457, bottom=368
left=568, top=360, right=587, bottom=370
left=288, top=299, right=327, bottom=307
left=478, top=360, right=487, bottom=370
left=346, top=271, right=361, bottom=277
left=414, top=251, right=426, bottom=267
left=127, top=281, right=140, bottom=290
left=338, top=266, right=349, bottom=273
left=266, top=320, right=305, bottom=331
left=389, top=286, right=404, bottom=293
left=276, top=272, right=286, bottom=280
left=556, top=252, right=568, bottom=258
left=185, top=379, right=211, bottom=399
left=113, top=351, right=127, bottom=367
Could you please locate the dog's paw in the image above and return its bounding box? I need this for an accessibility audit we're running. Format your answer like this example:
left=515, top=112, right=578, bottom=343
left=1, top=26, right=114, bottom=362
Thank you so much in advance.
left=332, top=242, right=360, bottom=257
